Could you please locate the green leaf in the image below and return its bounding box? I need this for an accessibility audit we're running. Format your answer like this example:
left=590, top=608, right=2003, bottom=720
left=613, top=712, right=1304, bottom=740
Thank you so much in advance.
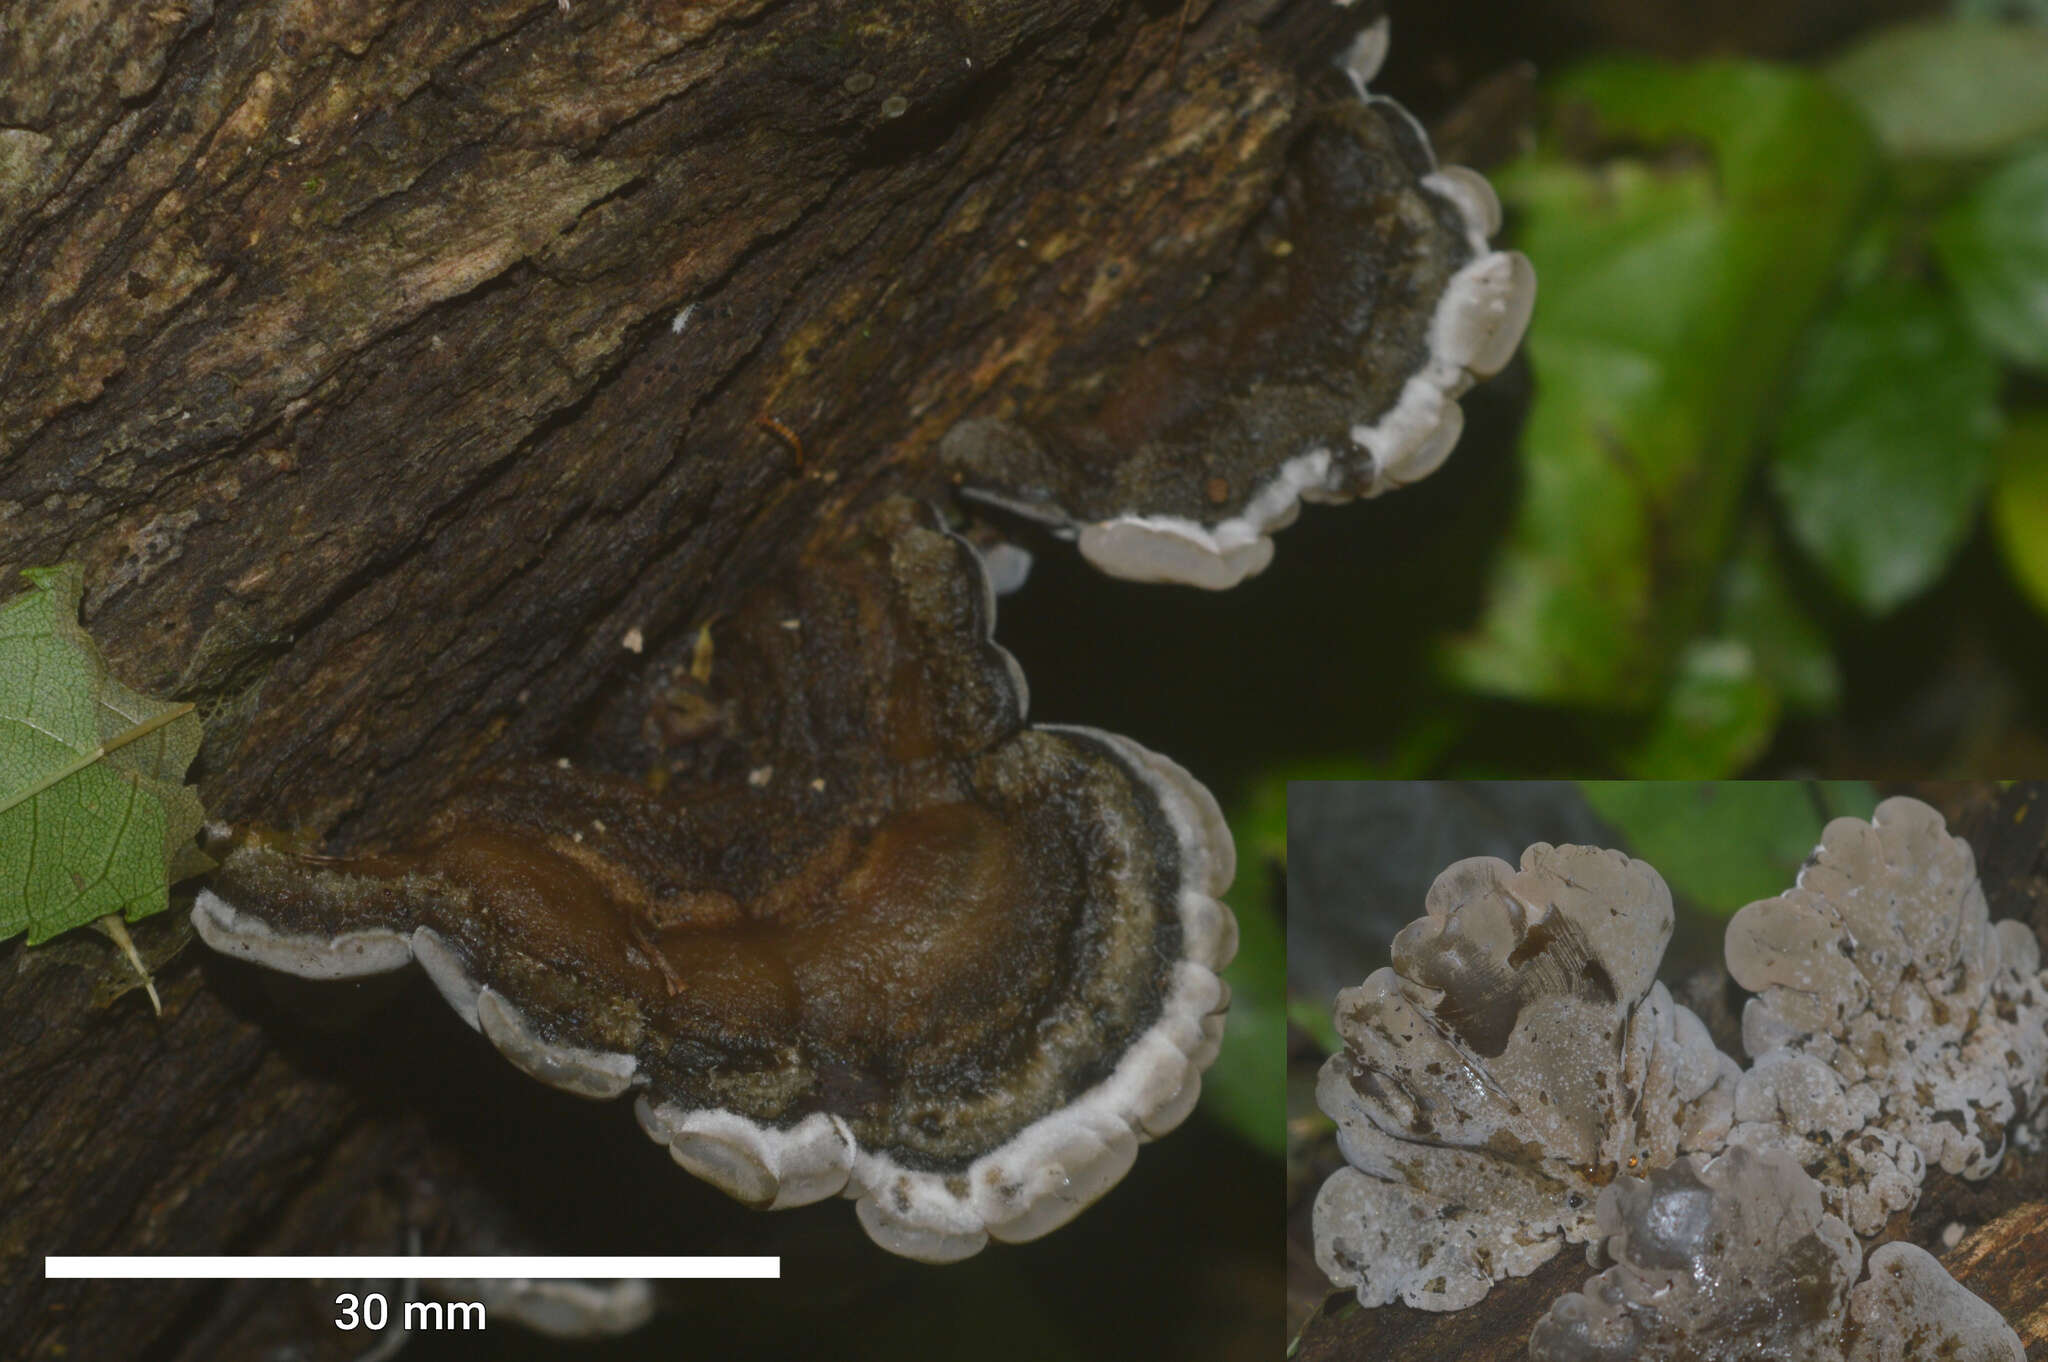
left=1717, top=520, right=1840, bottom=715
left=1608, top=639, right=1779, bottom=779
left=1202, top=774, right=1289, bottom=1159
left=1953, top=0, right=2048, bottom=24
left=1579, top=780, right=1878, bottom=916
left=1933, top=146, right=2048, bottom=369
left=1443, top=59, right=1877, bottom=708
left=1770, top=277, right=2002, bottom=615
left=1, top=564, right=206, bottom=944
left=1827, top=20, right=2048, bottom=165
left=1601, top=518, right=1845, bottom=778
left=1990, top=411, right=2048, bottom=619
left=1205, top=872, right=1284, bottom=1160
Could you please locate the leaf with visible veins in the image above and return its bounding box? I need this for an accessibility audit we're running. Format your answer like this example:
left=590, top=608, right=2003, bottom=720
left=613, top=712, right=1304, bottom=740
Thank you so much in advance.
left=1, top=564, right=207, bottom=945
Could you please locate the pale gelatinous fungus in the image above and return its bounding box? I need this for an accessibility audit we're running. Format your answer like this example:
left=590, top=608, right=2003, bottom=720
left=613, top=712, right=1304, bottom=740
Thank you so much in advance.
left=938, top=20, right=1535, bottom=591
left=1313, top=844, right=1737, bottom=1311
left=193, top=497, right=1236, bottom=1263
left=1528, top=1146, right=2023, bottom=1362
left=1724, top=796, right=2048, bottom=1234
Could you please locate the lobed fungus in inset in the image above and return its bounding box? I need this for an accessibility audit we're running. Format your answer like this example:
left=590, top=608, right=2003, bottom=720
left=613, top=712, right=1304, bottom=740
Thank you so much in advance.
left=1528, top=1145, right=2024, bottom=1362
left=939, top=19, right=1535, bottom=591
left=1313, top=844, right=1737, bottom=1312
left=1724, top=796, right=2048, bottom=1234
left=193, top=497, right=1235, bottom=1263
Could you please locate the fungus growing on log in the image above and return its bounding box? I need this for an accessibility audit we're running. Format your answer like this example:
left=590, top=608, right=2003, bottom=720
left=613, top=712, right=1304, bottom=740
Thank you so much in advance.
left=1312, top=844, right=1736, bottom=1312
left=1528, top=1146, right=2024, bottom=1362
left=1724, top=796, right=2048, bottom=1234
left=193, top=497, right=1235, bottom=1263
left=938, top=20, right=1535, bottom=590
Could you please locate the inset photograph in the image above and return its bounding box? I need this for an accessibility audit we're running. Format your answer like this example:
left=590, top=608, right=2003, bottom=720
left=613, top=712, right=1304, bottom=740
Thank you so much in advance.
left=1288, top=781, right=2047, bottom=1360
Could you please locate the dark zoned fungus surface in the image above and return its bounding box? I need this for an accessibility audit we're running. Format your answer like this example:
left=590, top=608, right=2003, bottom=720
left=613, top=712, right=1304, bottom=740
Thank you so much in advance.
left=940, top=23, right=1533, bottom=589
left=197, top=497, right=1235, bottom=1262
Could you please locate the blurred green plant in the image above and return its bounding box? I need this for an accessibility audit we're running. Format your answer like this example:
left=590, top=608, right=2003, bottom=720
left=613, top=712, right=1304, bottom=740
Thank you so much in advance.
left=1203, top=771, right=1288, bottom=1158
left=1428, top=18, right=2048, bottom=777
left=1579, top=780, right=1877, bottom=915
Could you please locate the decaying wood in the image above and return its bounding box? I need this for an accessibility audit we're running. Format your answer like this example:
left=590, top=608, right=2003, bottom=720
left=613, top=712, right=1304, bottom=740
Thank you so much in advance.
left=1289, top=781, right=2048, bottom=1361
left=1, top=1, right=1356, bottom=1354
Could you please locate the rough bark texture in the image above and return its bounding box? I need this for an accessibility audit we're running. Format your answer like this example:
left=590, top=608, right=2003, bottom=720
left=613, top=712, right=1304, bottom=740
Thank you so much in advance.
left=2, top=0, right=1364, bottom=844
left=1, top=1, right=1346, bottom=1355
left=1289, top=780, right=2048, bottom=1361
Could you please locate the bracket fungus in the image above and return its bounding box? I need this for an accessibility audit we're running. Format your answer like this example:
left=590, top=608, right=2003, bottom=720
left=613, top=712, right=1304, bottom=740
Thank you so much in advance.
left=1313, top=844, right=1737, bottom=1312
left=1724, top=797, right=2048, bottom=1234
left=1528, top=1146, right=2024, bottom=1362
left=193, top=497, right=1236, bottom=1263
left=938, top=19, right=1535, bottom=591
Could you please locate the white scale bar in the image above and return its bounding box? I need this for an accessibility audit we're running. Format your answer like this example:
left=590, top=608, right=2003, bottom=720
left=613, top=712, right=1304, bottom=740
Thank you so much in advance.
left=46, top=1256, right=779, bottom=1279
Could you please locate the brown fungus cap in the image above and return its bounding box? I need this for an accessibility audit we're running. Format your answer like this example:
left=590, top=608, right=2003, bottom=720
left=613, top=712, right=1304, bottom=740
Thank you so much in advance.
left=1313, top=843, right=1736, bottom=1312
left=1528, top=1146, right=2022, bottom=1362
left=1724, top=796, right=2048, bottom=1232
left=938, top=20, right=1534, bottom=591
left=192, top=497, right=1235, bottom=1263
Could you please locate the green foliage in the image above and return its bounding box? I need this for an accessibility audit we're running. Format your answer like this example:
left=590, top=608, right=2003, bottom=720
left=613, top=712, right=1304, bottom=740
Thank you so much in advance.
left=1445, top=60, right=1877, bottom=710
left=1992, top=412, right=2048, bottom=617
left=1203, top=774, right=1287, bottom=1159
left=0, top=565, right=207, bottom=945
left=1769, top=277, right=2002, bottom=613
left=1608, top=640, right=1778, bottom=779
left=1934, top=147, right=2048, bottom=368
left=1395, top=19, right=2048, bottom=780
left=1826, top=20, right=2048, bottom=165
left=1715, top=523, right=1840, bottom=716
left=1579, top=781, right=1878, bottom=916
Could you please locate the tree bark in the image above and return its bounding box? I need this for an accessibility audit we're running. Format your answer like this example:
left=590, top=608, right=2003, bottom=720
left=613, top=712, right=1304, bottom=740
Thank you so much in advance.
left=1, top=1, right=1350, bottom=1354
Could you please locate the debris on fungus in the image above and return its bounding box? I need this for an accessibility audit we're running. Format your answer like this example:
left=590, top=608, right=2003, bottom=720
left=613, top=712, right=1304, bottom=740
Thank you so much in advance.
left=1724, top=796, right=2048, bottom=1233
left=938, top=21, right=1535, bottom=591
left=1312, top=844, right=1736, bottom=1311
left=1528, top=1145, right=2023, bottom=1362
left=193, top=497, right=1235, bottom=1263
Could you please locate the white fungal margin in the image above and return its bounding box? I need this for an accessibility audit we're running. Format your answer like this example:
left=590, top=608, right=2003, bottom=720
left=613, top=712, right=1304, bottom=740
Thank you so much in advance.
left=977, top=540, right=1034, bottom=596
left=1074, top=98, right=1534, bottom=591
left=193, top=890, right=644, bottom=1094
left=431, top=1277, right=655, bottom=1340
left=1338, top=17, right=1391, bottom=98
left=639, top=722, right=1236, bottom=1264
left=477, top=986, right=639, bottom=1099
left=187, top=522, right=1235, bottom=1265
left=191, top=887, right=412, bottom=977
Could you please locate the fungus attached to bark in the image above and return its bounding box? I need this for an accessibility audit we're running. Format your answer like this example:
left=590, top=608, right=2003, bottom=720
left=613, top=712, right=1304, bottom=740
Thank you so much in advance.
left=1724, top=796, right=2048, bottom=1234
left=939, top=22, right=1535, bottom=591
left=192, top=497, right=1235, bottom=1263
left=1528, top=1145, right=2023, bottom=1362
left=1312, top=844, right=1736, bottom=1312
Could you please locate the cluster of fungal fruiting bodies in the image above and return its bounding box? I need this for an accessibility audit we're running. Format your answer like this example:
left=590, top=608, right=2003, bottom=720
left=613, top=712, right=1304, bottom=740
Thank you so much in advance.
left=193, top=15, right=1529, bottom=1269
left=1314, top=797, right=2044, bottom=1356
